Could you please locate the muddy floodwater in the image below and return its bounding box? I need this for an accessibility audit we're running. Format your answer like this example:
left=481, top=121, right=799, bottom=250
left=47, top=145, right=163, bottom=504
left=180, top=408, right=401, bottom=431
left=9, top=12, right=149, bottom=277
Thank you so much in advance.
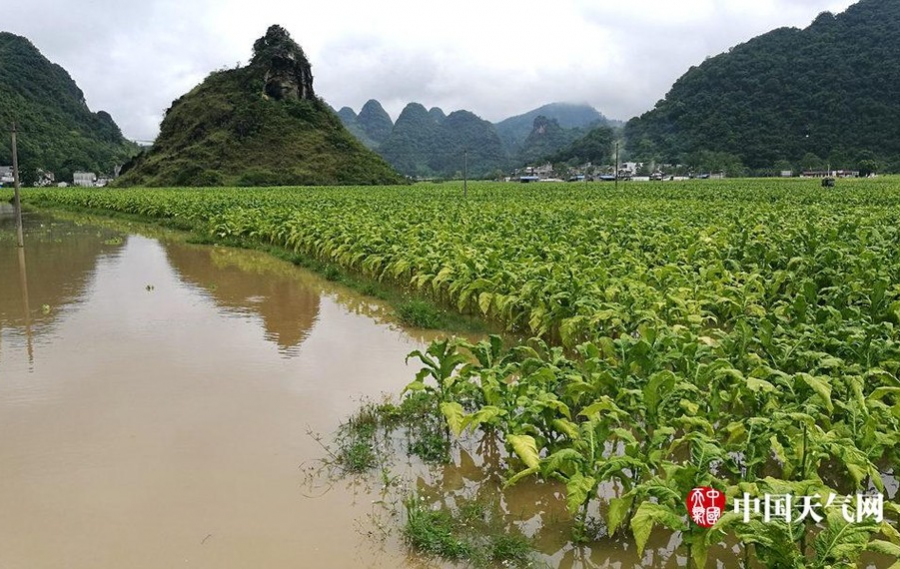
left=0, top=208, right=454, bottom=568
left=0, top=207, right=724, bottom=569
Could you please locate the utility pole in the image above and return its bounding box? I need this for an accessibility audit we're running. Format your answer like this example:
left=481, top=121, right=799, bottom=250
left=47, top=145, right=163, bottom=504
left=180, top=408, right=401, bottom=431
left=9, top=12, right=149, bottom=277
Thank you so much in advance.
left=615, top=142, right=620, bottom=191
left=11, top=122, right=24, bottom=248
left=463, top=149, right=468, bottom=199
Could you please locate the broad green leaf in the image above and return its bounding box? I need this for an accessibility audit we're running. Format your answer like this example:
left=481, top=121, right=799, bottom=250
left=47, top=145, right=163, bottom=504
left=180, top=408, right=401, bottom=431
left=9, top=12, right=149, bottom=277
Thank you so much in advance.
left=507, top=434, right=540, bottom=469
left=747, top=376, right=776, bottom=393
left=607, top=495, right=634, bottom=535
left=866, top=540, right=900, bottom=557
left=552, top=418, right=581, bottom=440
left=565, top=472, right=596, bottom=514
left=541, top=448, right=583, bottom=477
left=691, top=531, right=710, bottom=569
left=631, top=502, right=686, bottom=556
left=440, top=402, right=466, bottom=436
left=504, top=465, right=539, bottom=488
left=478, top=292, right=494, bottom=315
left=463, top=405, right=504, bottom=432
left=798, top=373, right=833, bottom=412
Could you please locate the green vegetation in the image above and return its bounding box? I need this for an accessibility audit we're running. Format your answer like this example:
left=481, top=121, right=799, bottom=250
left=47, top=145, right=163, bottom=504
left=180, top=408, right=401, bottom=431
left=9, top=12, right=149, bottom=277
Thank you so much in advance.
left=546, top=124, right=616, bottom=166
left=0, top=32, right=138, bottom=183
left=379, top=104, right=506, bottom=179
left=335, top=101, right=393, bottom=150
left=335, top=106, right=376, bottom=149
left=403, top=494, right=534, bottom=567
left=495, top=102, right=612, bottom=157
left=356, top=99, right=394, bottom=146
left=625, top=0, right=900, bottom=173
left=115, top=26, right=403, bottom=187
left=13, top=178, right=900, bottom=567
left=396, top=299, right=446, bottom=330
left=516, top=116, right=580, bottom=165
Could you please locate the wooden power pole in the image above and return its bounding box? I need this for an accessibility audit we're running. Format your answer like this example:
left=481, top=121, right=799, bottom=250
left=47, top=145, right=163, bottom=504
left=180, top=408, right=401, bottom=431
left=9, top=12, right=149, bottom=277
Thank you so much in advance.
left=11, top=122, right=25, bottom=247
left=463, top=149, right=468, bottom=199
left=615, top=142, right=620, bottom=191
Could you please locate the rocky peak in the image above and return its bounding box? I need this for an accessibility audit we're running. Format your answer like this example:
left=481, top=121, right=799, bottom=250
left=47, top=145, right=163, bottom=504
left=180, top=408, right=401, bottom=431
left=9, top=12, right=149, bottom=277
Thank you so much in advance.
left=251, top=25, right=314, bottom=101
left=531, top=115, right=560, bottom=136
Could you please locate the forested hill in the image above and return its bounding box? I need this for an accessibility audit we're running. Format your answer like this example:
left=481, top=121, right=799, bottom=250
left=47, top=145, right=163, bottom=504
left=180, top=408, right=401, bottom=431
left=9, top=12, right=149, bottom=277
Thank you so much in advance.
left=116, top=26, right=403, bottom=186
left=624, top=0, right=900, bottom=173
left=0, top=32, right=137, bottom=183
left=495, top=102, right=610, bottom=154
left=378, top=103, right=506, bottom=179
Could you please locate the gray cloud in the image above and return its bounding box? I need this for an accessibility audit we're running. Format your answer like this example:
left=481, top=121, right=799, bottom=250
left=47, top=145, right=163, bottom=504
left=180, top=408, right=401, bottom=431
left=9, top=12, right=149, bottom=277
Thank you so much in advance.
left=2, top=0, right=856, bottom=139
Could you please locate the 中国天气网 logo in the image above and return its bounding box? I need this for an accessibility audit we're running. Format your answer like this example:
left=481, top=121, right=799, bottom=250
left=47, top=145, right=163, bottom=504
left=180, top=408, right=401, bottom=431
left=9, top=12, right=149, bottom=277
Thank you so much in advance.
left=688, top=487, right=884, bottom=527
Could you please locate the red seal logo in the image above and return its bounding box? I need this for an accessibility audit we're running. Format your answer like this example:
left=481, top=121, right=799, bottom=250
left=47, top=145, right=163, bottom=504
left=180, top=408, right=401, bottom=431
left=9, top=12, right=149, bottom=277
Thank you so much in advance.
left=687, top=487, right=725, bottom=528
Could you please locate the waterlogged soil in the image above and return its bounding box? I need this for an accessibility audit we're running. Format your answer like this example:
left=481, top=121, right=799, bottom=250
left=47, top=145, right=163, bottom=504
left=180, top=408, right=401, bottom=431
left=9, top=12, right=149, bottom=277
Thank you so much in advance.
left=0, top=207, right=737, bottom=568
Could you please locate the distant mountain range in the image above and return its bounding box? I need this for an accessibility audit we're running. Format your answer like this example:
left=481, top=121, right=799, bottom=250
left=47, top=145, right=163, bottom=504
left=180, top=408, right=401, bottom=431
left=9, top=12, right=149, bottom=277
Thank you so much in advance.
left=0, top=32, right=138, bottom=183
left=337, top=100, right=618, bottom=178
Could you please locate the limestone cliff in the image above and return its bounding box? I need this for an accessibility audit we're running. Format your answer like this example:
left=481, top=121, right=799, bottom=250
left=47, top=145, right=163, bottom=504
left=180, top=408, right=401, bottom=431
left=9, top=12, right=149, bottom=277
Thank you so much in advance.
left=251, top=25, right=315, bottom=102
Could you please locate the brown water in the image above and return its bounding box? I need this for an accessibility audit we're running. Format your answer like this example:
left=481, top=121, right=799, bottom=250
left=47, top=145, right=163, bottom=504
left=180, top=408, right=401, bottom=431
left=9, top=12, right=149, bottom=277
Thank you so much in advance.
left=0, top=208, right=758, bottom=569
left=0, top=209, right=455, bottom=568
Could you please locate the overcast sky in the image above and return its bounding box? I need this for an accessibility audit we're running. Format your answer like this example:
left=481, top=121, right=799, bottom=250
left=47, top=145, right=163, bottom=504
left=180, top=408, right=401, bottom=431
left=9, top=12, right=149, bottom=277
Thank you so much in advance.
left=4, top=0, right=855, bottom=142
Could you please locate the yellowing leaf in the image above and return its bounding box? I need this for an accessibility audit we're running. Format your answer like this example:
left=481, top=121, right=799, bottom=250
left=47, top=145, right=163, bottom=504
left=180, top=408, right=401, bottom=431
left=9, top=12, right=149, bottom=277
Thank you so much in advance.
left=631, top=502, right=686, bottom=556
left=607, top=495, right=634, bottom=535
left=507, top=434, right=540, bottom=469
left=799, top=373, right=833, bottom=412
left=566, top=472, right=597, bottom=514
left=440, top=402, right=466, bottom=436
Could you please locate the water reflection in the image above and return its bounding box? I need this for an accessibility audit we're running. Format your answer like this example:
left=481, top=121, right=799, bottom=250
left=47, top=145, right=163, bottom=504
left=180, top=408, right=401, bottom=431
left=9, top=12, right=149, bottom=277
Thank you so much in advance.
left=0, top=211, right=448, bottom=569
left=16, top=247, right=33, bottom=364
left=163, top=243, right=321, bottom=355
left=0, top=210, right=125, bottom=366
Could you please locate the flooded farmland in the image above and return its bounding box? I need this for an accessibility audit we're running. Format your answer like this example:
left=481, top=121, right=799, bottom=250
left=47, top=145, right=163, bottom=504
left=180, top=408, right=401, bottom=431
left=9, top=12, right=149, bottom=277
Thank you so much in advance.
left=0, top=208, right=448, bottom=568
left=0, top=207, right=725, bottom=569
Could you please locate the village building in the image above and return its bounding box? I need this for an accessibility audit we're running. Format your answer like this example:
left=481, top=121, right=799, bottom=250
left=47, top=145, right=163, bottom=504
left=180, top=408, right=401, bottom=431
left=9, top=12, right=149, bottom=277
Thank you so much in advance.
left=0, top=166, right=14, bottom=185
left=73, top=171, right=98, bottom=187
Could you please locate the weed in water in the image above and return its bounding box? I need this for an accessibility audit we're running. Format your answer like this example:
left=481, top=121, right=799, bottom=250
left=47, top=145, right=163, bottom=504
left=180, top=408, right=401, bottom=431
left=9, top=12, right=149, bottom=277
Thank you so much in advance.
left=488, top=534, right=534, bottom=567
left=402, top=494, right=536, bottom=568
left=339, top=438, right=377, bottom=473
left=403, top=496, right=472, bottom=560
left=334, top=402, right=383, bottom=474
left=397, top=300, right=445, bottom=329
left=407, top=423, right=451, bottom=464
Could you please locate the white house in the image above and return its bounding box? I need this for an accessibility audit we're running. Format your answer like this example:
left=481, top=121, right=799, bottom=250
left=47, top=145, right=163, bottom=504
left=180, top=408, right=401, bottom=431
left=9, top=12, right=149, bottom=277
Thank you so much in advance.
left=0, top=166, right=13, bottom=185
left=73, top=171, right=98, bottom=187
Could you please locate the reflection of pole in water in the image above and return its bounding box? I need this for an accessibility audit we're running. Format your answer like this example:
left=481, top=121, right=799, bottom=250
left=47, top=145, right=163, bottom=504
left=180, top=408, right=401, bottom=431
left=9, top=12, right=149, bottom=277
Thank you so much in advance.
left=11, top=122, right=25, bottom=249
left=18, top=246, right=34, bottom=365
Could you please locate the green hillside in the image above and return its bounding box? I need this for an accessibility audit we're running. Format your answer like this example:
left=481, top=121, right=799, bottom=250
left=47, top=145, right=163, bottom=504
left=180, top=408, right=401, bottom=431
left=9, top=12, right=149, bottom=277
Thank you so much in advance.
left=0, top=32, right=137, bottom=183
left=378, top=103, right=440, bottom=178
left=547, top=125, right=616, bottom=166
left=518, top=116, right=583, bottom=165
left=495, top=102, right=609, bottom=155
left=378, top=104, right=505, bottom=178
left=356, top=99, right=393, bottom=145
left=430, top=110, right=506, bottom=178
left=336, top=106, right=377, bottom=149
left=624, top=0, right=900, bottom=173
left=116, top=26, right=404, bottom=187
